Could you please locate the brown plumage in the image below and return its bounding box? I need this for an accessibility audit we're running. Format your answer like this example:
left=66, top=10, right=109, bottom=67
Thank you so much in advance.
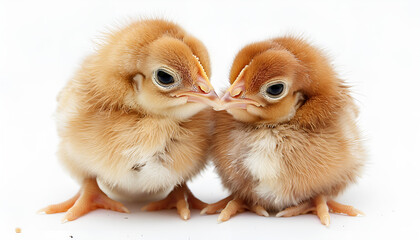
left=39, top=19, right=218, bottom=222
left=202, top=37, right=365, bottom=225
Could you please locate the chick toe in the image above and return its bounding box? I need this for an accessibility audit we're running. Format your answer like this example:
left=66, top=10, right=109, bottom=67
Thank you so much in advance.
left=201, top=195, right=233, bottom=215
left=141, top=184, right=205, bottom=220
left=38, top=194, right=79, bottom=214
left=249, top=205, right=269, bottom=217
left=276, top=201, right=314, bottom=217
left=217, top=199, right=244, bottom=222
left=327, top=200, right=365, bottom=217
left=40, top=178, right=128, bottom=222
left=205, top=196, right=268, bottom=221
left=314, top=195, right=330, bottom=226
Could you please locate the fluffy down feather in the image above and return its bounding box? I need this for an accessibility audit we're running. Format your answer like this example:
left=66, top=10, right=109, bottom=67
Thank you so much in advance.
left=205, top=37, right=365, bottom=225
left=41, top=19, right=216, bottom=221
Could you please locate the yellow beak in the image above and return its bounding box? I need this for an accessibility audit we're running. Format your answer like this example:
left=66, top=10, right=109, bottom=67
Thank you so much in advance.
left=217, top=65, right=261, bottom=111
left=176, top=75, right=219, bottom=108
left=175, top=57, right=220, bottom=108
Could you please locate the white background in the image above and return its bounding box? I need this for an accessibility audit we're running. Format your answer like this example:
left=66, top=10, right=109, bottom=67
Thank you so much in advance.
left=1, top=0, right=420, bottom=239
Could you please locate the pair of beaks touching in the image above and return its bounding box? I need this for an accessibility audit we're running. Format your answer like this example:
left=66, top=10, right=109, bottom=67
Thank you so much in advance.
left=167, top=59, right=260, bottom=112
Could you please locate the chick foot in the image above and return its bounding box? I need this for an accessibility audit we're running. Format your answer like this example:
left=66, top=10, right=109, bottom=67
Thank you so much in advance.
left=141, top=184, right=206, bottom=220
left=276, top=195, right=363, bottom=226
left=38, top=178, right=129, bottom=222
left=201, top=195, right=269, bottom=222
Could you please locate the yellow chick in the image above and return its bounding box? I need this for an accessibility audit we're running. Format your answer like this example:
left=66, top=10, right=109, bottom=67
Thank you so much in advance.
left=202, top=37, right=365, bottom=226
left=39, top=19, right=218, bottom=222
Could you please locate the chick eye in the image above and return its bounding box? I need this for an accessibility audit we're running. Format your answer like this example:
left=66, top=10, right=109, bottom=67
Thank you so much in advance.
left=261, top=80, right=289, bottom=101
left=152, top=68, right=180, bottom=90
left=156, top=70, right=175, bottom=85
left=266, top=83, right=284, bottom=97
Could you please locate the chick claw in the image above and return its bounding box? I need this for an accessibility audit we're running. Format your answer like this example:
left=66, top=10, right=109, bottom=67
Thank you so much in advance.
left=141, top=184, right=206, bottom=220
left=38, top=178, right=129, bottom=222
left=276, top=195, right=364, bottom=226
left=201, top=195, right=269, bottom=222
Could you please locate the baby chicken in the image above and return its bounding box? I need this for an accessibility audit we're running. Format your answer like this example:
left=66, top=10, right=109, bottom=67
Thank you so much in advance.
left=202, top=37, right=365, bottom=226
left=39, top=19, right=218, bottom=222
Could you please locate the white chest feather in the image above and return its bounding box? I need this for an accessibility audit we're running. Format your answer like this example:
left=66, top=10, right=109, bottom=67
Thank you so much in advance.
left=112, top=149, right=183, bottom=195
left=110, top=127, right=184, bottom=195
left=242, top=131, right=281, bottom=180
left=93, top=119, right=186, bottom=197
left=231, top=128, right=296, bottom=208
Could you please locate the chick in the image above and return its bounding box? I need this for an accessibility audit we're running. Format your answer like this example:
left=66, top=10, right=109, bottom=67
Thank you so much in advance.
left=202, top=37, right=365, bottom=225
left=39, top=19, right=218, bottom=222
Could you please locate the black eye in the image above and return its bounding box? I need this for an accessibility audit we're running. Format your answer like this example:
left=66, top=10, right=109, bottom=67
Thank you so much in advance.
left=156, top=70, right=175, bottom=85
left=266, top=83, right=284, bottom=97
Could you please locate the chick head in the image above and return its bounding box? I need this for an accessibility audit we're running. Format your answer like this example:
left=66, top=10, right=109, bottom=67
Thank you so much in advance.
left=219, top=41, right=308, bottom=124
left=219, top=37, right=341, bottom=127
left=91, top=20, right=218, bottom=120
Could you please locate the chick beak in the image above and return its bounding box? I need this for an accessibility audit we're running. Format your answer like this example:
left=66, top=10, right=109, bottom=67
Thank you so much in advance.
left=175, top=75, right=219, bottom=108
left=218, top=76, right=262, bottom=111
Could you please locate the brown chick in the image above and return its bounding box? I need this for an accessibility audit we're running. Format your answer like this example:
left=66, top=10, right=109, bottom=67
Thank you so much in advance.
left=202, top=37, right=365, bottom=226
left=39, top=19, right=219, bottom=222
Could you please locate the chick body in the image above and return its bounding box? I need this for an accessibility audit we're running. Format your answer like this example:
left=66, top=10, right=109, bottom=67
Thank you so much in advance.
left=42, top=19, right=215, bottom=221
left=213, top=103, right=364, bottom=211
left=207, top=37, right=365, bottom=224
left=57, top=86, right=210, bottom=199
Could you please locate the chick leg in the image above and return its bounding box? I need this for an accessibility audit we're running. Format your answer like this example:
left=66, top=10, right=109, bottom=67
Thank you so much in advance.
left=39, top=178, right=129, bottom=222
left=141, top=183, right=206, bottom=220
left=276, top=195, right=363, bottom=226
left=201, top=195, right=268, bottom=222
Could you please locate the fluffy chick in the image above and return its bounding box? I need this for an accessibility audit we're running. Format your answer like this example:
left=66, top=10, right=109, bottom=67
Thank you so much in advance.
left=39, top=19, right=218, bottom=222
left=202, top=37, right=365, bottom=225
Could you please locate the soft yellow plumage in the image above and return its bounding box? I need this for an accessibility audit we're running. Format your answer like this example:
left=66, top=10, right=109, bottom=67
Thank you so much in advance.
left=40, top=19, right=217, bottom=221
